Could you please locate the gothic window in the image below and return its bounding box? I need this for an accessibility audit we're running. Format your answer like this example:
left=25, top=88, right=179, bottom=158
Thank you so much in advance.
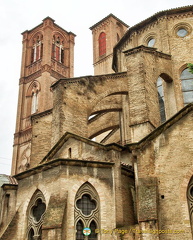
left=180, top=68, right=193, bottom=106
left=157, top=77, right=166, bottom=123
left=27, top=81, right=40, bottom=115
left=75, top=183, right=99, bottom=240
left=31, top=34, right=43, bottom=63
left=52, top=35, right=64, bottom=63
left=31, top=91, right=38, bottom=114
left=27, top=190, right=46, bottom=240
left=99, top=32, right=106, bottom=56
left=187, top=177, right=193, bottom=235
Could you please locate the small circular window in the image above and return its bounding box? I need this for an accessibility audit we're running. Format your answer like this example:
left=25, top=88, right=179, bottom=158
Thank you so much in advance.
left=147, top=38, right=155, bottom=47
left=177, top=28, right=188, bottom=37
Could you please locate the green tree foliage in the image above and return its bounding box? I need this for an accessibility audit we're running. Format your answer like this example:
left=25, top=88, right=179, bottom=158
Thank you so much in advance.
left=187, top=63, right=193, bottom=74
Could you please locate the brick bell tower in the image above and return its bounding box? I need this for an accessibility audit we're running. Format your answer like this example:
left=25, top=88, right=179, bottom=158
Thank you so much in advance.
left=90, top=14, right=128, bottom=75
left=11, top=17, right=76, bottom=175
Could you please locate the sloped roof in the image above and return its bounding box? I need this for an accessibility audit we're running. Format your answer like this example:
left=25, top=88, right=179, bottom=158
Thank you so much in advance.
left=22, top=16, right=76, bottom=36
left=90, top=13, right=129, bottom=30
left=0, top=174, right=18, bottom=187
left=41, top=131, right=125, bottom=164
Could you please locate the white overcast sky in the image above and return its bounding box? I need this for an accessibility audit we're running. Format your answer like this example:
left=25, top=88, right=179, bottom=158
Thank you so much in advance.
left=0, top=0, right=192, bottom=175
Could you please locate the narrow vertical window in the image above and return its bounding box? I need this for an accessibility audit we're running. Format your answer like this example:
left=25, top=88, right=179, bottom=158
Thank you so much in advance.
left=68, top=148, right=72, bottom=158
left=31, top=91, right=38, bottom=114
left=28, top=228, right=34, bottom=240
left=76, top=220, right=84, bottom=240
left=180, top=68, right=193, bottom=106
left=117, top=33, right=120, bottom=42
left=31, top=34, right=43, bottom=64
left=99, top=32, right=106, bottom=56
left=52, top=35, right=64, bottom=63
left=157, top=77, right=166, bottom=123
left=88, top=221, right=97, bottom=240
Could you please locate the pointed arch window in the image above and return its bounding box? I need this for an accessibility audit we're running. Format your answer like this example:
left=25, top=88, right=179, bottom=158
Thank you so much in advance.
left=52, top=35, right=64, bottom=63
left=99, top=32, right=106, bottom=56
left=31, top=91, right=38, bottom=114
left=157, top=77, right=166, bottom=123
left=31, top=34, right=43, bottom=64
left=180, top=68, right=193, bottom=106
left=26, top=81, right=41, bottom=115
left=187, top=177, right=193, bottom=235
left=27, top=191, right=46, bottom=240
left=75, top=183, right=99, bottom=240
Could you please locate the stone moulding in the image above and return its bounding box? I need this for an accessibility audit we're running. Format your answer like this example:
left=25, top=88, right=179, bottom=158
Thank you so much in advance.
left=51, top=71, right=127, bottom=90
left=123, top=45, right=172, bottom=60
left=14, top=158, right=115, bottom=180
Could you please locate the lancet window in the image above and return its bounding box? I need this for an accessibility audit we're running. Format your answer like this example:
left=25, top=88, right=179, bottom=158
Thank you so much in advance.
left=157, top=77, right=166, bottom=123
left=31, top=34, right=43, bottom=63
left=26, top=81, right=40, bottom=115
left=52, top=35, right=64, bottom=63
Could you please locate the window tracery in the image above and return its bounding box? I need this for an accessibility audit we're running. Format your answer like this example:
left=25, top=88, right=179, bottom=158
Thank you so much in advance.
left=75, top=183, right=99, bottom=240
left=27, top=190, right=46, bottom=240
left=52, top=35, right=64, bottom=63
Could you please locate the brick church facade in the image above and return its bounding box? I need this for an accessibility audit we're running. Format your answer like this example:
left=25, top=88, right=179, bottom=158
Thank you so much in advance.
left=0, top=5, right=193, bottom=240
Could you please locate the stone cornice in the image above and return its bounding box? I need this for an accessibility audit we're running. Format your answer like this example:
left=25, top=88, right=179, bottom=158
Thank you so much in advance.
left=31, top=109, right=52, bottom=120
left=123, top=45, right=171, bottom=60
left=51, top=71, right=127, bottom=90
left=14, top=158, right=115, bottom=180
left=2, top=184, right=18, bottom=190
left=94, top=53, right=113, bottom=66
left=19, top=70, right=42, bottom=84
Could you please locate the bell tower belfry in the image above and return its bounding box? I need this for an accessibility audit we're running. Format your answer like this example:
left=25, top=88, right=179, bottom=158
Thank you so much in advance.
left=90, top=14, right=128, bottom=75
left=11, top=17, right=76, bottom=175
